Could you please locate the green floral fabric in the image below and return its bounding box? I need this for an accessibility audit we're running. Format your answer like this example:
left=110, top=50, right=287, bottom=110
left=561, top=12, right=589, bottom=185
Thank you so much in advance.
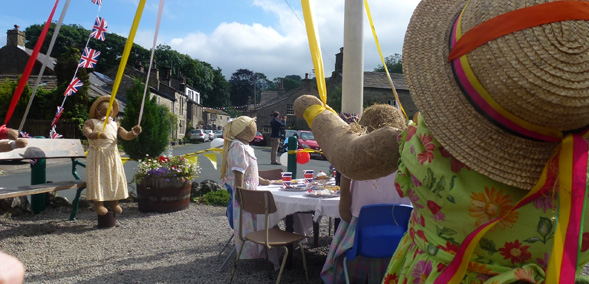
left=383, top=113, right=589, bottom=284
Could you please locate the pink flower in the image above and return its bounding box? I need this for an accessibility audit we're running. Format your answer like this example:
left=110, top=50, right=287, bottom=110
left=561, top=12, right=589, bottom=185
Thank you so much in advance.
left=395, top=183, right=404, bottom=197
left=419, top=133, right=435, bottom=152
left=514, top=268, right=536, bottom=283
left=417, top=151, right=434, bottom=165
left=407, top=189, right=424, bottom=209
left=536, top=252, right=549, bottom=271
left=411, top=174, right=422, bottom=187
left=410, top=260, right=432, bottom=284
left=533, top=195, right=555, bottom=213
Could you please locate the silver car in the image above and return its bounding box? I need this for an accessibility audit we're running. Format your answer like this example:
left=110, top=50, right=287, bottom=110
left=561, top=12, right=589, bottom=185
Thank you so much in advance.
left=204, top=130, right=215, bottom=141
left=189, top=129, right=209, bottom=142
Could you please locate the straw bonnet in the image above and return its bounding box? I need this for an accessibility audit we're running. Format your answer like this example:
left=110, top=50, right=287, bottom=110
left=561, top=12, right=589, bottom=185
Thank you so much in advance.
left=404, top=0, right=589, bottom=190
left=89, top=96, right=119, bottom=119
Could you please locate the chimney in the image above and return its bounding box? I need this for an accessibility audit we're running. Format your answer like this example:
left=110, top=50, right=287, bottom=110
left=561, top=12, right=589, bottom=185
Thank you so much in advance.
left=7, top=25, right=25, bottom=47
left=302, top=73, right=313, bottom=91
left=335, top=47, right=343, bottom=72
left=149, top=67, right=159, bottom=90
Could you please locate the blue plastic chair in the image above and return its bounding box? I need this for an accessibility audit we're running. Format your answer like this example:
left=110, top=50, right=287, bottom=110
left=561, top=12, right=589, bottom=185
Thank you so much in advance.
left=218, top=184, right=235, bottom=270
left=343, top=204, right=413, bottom=283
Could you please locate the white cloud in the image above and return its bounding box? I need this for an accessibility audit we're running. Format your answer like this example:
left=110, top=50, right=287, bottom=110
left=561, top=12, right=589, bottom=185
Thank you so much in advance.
left=165, top=0, right=419, bottom=80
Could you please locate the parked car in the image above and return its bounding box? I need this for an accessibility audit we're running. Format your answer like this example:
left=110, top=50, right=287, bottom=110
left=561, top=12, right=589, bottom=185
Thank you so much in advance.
left=297, top=130, right=325, bottom=159
left=189, top=129, right=209, bottom=142
left=214, top=130, right=224, bottom=139
left=278, top=130, right=299, bottom=153
left=204, top=130, right=215, bottom=141
left=251, top=132, right=265, bottom=146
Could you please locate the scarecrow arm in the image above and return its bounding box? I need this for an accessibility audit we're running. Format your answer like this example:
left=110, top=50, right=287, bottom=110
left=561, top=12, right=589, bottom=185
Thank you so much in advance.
left=294, top=95, right=401, bottom=180
left=118, top=125, right=142, bottom=141
left=82, top=120, right=102, bottom=139
left=338, top=175, right=352, bottom=223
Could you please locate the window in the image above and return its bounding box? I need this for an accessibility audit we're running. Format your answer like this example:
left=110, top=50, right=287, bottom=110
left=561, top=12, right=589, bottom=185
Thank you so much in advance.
left=388, top=99, right=397, bottom=107
left=286, top=103, right=294, bottom=115
left=263, top=127, right=270, bottom=133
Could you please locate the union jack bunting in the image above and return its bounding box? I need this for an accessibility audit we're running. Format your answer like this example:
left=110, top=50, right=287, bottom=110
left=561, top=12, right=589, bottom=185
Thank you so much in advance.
left=64, top=77, right=83, bottom=96
left=50, top=127, right=63, bottom=139
left=90, top=17, right=108, bottom=41
left=91, top=0, right=102, bottom=6
left=19, top=131, right=32, bottom=138
left=51, top=106, right=64, bottom=127
left=78, top=47, right=100, bottom=68
left=30, top=159, right=38, bottom=167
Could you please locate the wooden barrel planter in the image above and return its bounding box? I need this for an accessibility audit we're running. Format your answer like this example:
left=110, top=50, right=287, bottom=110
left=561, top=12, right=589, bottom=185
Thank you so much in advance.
left=136, top=177, right=192, bottom=213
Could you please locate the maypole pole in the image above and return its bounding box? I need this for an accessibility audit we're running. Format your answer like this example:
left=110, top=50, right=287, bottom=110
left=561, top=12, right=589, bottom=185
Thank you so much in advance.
left=341, top=0, right=364, bottom=115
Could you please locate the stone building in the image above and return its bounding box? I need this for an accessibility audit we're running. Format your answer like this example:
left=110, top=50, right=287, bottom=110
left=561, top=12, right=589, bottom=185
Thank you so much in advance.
left=249, top=74, right=319, bottom=141
left=203, top=109, right=230, bottom=130
left=326, top=47, right=418, bottom=118
left=0, top=26, right=58, bottom=90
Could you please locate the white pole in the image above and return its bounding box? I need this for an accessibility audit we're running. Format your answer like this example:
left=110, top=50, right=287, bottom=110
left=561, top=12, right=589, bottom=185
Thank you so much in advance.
left=341, top=0, right=364, bottom=115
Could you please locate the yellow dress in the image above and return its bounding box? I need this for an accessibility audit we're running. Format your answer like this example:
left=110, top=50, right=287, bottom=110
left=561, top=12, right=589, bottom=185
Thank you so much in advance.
left=86, top=118, right=128, bottom=201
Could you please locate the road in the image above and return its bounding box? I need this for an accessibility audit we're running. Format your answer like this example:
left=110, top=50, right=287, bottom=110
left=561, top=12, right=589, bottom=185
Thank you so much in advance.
left=0, top=142, right=333, bottom=201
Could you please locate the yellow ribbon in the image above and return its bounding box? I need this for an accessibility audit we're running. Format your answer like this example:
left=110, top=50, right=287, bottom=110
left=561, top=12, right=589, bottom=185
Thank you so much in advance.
left=287, top=149, right=323, bottom=155
left=103, top=0, right=147, bottom=130
left=364, top=0, right=408, bottom=120
left=303, top=104, right=326, bottom=129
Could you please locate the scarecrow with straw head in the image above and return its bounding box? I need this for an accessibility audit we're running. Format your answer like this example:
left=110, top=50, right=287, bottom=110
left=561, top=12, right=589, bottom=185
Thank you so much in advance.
left=294, top=0, right=589, bottom=282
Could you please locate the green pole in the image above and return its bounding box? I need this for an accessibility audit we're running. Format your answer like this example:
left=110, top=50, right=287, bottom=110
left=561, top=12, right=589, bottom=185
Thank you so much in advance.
left=31, top=137, right=47, bottom=214
left=287, top=137, right=297, bottom=179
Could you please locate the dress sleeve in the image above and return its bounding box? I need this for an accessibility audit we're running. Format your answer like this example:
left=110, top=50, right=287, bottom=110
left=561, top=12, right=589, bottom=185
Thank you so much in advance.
left=230, top=142, right=249, bottom=173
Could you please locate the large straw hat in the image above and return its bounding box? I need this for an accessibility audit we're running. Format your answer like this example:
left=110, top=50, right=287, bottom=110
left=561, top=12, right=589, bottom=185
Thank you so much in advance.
left=404, top=0, right=589, bottom=189
left=89, top=96, right=119, bottom=119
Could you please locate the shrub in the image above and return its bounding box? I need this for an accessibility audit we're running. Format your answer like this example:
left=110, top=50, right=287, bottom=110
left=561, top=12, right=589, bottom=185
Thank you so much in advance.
left=195, top=190, right=230, bottom=206
left=120, top=79, right=172, bottom=160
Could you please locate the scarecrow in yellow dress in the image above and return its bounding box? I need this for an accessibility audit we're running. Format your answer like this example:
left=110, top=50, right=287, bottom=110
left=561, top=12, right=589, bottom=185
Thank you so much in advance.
left=83, top=96, right=141, bottom=216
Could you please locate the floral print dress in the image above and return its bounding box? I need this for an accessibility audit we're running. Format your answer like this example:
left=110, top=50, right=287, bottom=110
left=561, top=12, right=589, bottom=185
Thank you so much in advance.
left=222, top=140, right=264, bottom=260
left=382, top=113, right=589, bottom=284
left=86, top=118, right=128, bottom=201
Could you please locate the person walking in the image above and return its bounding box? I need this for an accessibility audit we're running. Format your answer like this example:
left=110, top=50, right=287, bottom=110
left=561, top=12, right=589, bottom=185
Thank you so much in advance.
left=270, top=111, right=285, bottom=164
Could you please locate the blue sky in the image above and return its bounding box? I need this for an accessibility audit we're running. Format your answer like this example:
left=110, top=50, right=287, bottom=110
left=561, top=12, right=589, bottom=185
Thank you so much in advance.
left=0, top=0, right=420, bottom=80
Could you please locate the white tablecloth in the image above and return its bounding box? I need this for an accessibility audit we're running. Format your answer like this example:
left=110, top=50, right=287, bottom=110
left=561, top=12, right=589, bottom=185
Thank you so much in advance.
left=259, top=179, right=340, bottom=227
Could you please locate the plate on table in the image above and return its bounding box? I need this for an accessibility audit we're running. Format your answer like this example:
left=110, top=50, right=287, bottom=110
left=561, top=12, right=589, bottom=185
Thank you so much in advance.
left=304, top=192, right=340, bottom=198
left=280, top=184, right=308, bottom=191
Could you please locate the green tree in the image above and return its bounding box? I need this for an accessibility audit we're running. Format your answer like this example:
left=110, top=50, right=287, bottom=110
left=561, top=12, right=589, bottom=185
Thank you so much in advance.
left=0, top=78, right=31, bottom=123
left=206, top=68, right=230, bottom=107
left=229, top=69, right=255, bottom=107
left=328, top=86, right=342, bottom=113
left=283, top=75, right=302, bottom=91
left=373, top=53, right=403, bottom=74
left=53, top=47, right=90, bottom=131
left=120, top=79, right=171, bottom=160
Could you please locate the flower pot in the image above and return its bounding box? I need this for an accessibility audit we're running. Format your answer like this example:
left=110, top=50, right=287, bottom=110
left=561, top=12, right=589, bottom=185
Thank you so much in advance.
left=136, top=177, right=192, bottom=213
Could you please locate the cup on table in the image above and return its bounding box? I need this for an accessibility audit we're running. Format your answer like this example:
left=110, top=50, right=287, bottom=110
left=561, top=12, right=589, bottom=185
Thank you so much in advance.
left=303, top=170, right=314, bottom=184
left=281, top=172, right=292, bottom=187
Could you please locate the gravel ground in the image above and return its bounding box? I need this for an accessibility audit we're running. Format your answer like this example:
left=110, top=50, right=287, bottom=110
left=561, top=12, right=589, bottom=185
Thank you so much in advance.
left=3, top=202, right=589, bottom=284
left=0, top=202, right=331, bottom=284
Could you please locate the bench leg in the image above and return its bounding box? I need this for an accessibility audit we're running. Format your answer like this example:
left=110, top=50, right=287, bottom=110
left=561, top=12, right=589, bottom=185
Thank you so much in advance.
left=69, top=186, right=85, bottom=221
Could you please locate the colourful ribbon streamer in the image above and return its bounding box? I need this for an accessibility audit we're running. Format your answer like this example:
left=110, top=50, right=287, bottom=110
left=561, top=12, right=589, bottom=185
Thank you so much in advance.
left=364, top=0, right=408, bottom=120
left=18, top=0, right=71, bottom=133
left=103, top=0, right=147, bottom=130
left=138, top=0, right=165, bottom=126
left=301, top=0, right=336, bottom=115
left=4, top=0, right=59, bottom=126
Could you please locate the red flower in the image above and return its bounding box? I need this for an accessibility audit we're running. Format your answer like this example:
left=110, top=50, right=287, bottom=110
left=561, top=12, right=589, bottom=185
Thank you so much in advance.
left=383, top=273, right=399, bottom=284
left=427, top=200, right=445, bottom=221
left=582, top=232, right=589, bottom=252
left=417, top=151, right=434, bottom=165
left=416, top=230, right=428, bottom=242
left=419, top=133, right=435, bottom=152
left=406, top=125, right=417, bottom=141
left=436, top=262, right=447, bottom=272
left=439, top=146, right=470, bottom=173
left=395, top=182, right=404, bottom=197
left=499, top=240, right=531, bottom=264
left=438, top=241, right=460, bottom=254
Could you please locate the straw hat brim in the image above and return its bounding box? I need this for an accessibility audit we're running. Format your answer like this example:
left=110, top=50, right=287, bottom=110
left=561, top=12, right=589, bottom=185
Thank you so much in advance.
left=403, top=0, right=558, bottom=190
left=89, top=96, right=119, bottom=119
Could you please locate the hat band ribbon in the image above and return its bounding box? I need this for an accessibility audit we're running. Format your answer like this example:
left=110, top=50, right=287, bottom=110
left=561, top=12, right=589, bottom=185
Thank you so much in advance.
left=437, top=2, right=589, bottom=283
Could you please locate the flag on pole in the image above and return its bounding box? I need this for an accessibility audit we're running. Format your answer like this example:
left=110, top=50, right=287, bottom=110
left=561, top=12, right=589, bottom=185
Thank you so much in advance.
left=91, top=0, right=102, bottom=6
left=49, top=126, right=63, bottom=139
left=64, top=77, right=83, bottom=96
left=78, top=47, right=100, bottom=68
left=50, top=106, right=64, bottom=127
left=90, top=17, right=108, bottom=41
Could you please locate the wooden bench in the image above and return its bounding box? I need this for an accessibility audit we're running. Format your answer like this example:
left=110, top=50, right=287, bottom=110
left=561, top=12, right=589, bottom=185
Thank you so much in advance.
left=0, top=138, right=86, bottom=220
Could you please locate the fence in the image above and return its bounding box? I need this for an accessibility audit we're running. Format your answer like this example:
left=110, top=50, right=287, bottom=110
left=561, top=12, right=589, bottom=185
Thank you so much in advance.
left=7, top=119, right=82, bottom=139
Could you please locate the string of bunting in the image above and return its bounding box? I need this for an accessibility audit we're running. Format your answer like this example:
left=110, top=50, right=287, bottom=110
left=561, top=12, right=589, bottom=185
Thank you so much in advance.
left=49, top=0, right=107, bottom=139
left=203, top=105, right=255, bottom=111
